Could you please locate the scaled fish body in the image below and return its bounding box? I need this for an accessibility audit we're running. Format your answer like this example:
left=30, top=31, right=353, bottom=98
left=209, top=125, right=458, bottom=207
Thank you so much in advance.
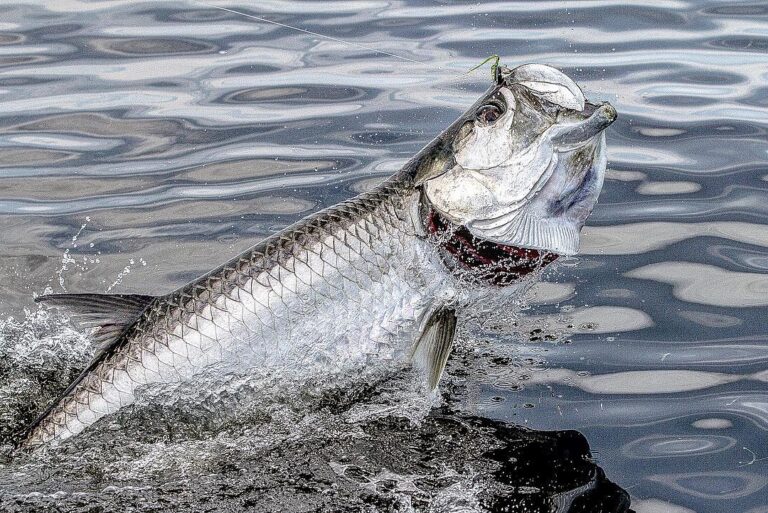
left=20, top=64, right=616, bottom=448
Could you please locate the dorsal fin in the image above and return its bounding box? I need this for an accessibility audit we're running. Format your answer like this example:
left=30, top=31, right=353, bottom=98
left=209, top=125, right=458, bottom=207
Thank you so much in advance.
left=35, top=293, right=156, bottom=350
left=411, top=307, right=458, bottom=390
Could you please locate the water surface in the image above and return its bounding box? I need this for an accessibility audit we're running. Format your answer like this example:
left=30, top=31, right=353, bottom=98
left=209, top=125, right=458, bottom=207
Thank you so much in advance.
left=0, top=1, right=767, bottom=511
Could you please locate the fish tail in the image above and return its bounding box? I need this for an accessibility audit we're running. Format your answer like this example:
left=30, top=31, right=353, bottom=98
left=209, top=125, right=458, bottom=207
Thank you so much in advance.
left=17, top=293, right=157, bottom=449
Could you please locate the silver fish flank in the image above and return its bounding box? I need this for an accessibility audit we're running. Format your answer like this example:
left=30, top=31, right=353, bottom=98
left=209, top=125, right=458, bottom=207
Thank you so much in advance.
left=19, top=64, right=616, bottom=449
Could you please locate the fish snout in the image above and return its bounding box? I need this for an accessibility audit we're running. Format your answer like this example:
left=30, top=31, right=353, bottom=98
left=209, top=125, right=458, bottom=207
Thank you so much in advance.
left=551, top=100, right=617, bottom=150
left=594, top=102, right=617, bottom=129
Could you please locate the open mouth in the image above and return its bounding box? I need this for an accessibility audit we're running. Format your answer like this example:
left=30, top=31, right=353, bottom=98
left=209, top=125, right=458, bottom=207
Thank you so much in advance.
left=579, top=101, right=599, bottom=117
left=425, top=207, right=558, bottom=287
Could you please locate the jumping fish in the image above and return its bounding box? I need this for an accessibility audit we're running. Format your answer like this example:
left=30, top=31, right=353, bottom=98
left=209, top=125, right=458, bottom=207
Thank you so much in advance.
left=19, top=64, right=616, bottom=448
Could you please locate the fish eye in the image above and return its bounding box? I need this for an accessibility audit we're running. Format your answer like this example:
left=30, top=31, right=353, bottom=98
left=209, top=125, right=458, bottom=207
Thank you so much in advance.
left=476, top=103, right=504, bottom=125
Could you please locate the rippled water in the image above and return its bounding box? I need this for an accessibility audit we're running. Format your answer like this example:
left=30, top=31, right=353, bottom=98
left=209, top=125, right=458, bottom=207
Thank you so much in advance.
left=1, top=1, right=767, bottom=511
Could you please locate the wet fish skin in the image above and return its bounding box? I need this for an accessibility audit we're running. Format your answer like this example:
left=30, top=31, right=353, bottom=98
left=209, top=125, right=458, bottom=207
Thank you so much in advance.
left=20, top=179, right=454, bottom=447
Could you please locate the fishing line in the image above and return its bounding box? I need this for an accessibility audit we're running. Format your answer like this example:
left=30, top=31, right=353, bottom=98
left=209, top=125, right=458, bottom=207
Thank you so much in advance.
left=194, top=2, right=431, bottom=67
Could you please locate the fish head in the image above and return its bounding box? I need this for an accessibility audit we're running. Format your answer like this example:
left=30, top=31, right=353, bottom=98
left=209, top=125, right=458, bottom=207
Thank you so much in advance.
left=418, top=63, right=616, bottom=257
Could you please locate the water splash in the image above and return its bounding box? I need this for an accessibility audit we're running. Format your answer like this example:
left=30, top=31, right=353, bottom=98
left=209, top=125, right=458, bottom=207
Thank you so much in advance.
left=50, top=217, right=92, bottom=293
left=0, top=307, right=90, bottom=447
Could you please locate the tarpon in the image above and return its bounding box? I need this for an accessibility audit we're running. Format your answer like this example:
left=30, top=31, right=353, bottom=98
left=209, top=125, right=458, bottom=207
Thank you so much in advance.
left=19, top=64, right=616, bottom=449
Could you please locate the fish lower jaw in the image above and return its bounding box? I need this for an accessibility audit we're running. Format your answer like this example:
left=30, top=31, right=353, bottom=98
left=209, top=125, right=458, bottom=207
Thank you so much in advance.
left=425, top=209, right=559, bottom=286
left=468, top=212, right=580, bottom=257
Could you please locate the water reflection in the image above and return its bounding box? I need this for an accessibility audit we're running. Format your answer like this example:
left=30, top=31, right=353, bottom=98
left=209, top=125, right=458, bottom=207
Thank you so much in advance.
left=627, top=262, right=768, bottom=307
left=648, top=471, right=767, bottom=500
left=622, top=434, right=736, bottom=458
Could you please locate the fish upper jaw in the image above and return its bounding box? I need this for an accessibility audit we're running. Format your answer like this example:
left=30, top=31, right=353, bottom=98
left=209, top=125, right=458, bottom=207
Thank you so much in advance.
left=501, top=63, right=586, bottom=112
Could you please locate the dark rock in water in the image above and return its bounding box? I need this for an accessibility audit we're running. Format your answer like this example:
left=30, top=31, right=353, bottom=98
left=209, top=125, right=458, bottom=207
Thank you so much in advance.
left=2, top=405, right=630, bottom=513
left=338, top=410, right=631, bottom=513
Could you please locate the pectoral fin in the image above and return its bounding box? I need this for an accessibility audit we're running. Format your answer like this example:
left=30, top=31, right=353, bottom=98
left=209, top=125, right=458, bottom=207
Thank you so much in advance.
left=411, top=307, right=458, bottom=390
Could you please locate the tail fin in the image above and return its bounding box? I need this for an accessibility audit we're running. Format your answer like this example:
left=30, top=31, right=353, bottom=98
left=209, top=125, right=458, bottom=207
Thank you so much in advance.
left=17, top=293, right=157, bottom=450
